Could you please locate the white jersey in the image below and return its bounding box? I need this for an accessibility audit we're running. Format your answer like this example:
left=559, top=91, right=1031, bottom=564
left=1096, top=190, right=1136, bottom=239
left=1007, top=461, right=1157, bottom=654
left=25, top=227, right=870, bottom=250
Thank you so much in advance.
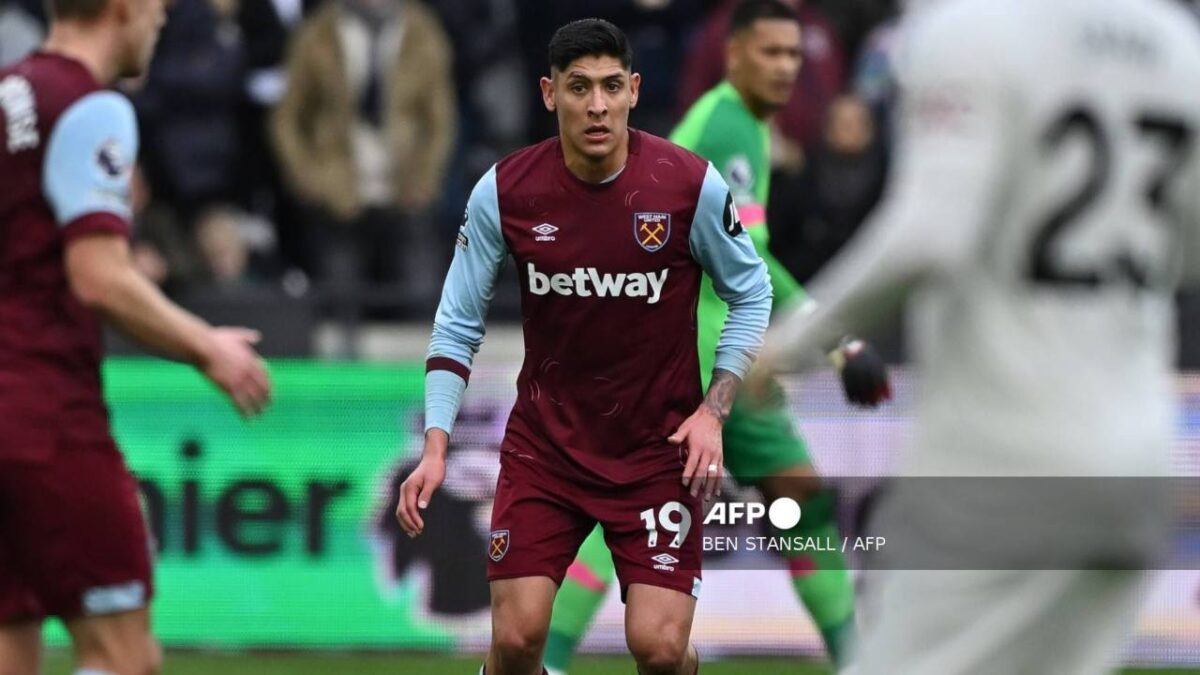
left=765, top=0, right=1200, bottom=476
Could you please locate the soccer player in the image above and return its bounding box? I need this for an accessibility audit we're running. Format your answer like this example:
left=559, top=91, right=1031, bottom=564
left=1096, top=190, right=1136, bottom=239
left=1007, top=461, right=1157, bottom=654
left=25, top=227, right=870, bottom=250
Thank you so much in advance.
left=543, top=3, right=890, bottom=672
left=395, top=18, right=774, bottom=675
left=0, top=0, right=272, bottom=672
left=755, top=0, right=1200, bottom=672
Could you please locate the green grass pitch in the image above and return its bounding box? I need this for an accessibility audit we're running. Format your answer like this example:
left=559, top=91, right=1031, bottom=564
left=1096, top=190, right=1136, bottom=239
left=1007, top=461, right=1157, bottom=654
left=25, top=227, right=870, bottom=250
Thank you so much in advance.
left=40, top=652, right=1200, bottom=674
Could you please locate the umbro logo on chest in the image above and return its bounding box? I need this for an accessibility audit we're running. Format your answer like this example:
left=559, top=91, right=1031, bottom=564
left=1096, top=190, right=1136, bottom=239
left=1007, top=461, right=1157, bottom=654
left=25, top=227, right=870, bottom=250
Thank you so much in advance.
left=532, top=223, right=558, bottom=242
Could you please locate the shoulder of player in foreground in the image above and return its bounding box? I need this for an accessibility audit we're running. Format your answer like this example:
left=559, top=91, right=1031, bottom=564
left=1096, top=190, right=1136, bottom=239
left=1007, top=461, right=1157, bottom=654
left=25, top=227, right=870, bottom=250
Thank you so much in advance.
left=52, top=88, right=137, bottom=128
left=1141, top=0, right=1200, bottom=65
left=43, top=90, right=138, bottom=230
left=1, top=52, right=103, bottom=121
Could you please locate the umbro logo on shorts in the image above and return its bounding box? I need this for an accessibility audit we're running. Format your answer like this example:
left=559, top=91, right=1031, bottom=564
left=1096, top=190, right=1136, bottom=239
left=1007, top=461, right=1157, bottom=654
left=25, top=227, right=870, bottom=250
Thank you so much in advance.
left=651, top=553, right=679, bottom=571
left=489, top=530, right=510, bottom=562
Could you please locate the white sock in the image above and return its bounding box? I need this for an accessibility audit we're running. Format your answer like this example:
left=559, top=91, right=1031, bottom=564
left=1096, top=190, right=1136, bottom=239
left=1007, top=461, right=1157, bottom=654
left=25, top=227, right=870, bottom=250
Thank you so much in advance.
left=546, top=668, right=568, bottom=675
left=75, top=670, right=118, bottom=675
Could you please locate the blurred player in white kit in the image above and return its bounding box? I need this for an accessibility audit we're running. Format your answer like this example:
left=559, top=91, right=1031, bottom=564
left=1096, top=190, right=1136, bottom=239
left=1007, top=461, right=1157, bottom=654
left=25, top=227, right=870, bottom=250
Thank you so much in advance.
left=755, top=0, right=1200, bottom=672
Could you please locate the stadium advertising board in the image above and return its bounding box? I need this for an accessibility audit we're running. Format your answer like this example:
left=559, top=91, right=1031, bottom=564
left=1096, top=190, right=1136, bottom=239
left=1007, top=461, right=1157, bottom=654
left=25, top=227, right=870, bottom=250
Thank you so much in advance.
left=40, top=361, right=1200, bottom=665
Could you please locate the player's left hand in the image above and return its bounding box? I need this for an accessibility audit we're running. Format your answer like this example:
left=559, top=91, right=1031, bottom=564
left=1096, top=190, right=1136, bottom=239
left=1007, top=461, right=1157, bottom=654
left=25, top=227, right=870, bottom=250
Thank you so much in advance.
left=670, top=407, right=724, bottom=500
left=831, top=337, right=892, bottom=407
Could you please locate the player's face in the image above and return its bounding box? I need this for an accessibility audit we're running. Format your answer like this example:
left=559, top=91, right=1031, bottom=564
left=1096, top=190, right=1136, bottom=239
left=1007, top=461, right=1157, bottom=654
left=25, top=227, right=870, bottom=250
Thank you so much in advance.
left=728, top=19, right=802, bottom=113
left=541, top=56, right=641, bottom=166
left=117, top=0, right=166, bottom=78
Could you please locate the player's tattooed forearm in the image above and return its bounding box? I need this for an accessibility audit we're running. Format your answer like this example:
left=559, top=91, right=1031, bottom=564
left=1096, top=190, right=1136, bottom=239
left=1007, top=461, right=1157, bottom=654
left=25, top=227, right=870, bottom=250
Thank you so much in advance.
left=704, top=369, right=740, bottom=423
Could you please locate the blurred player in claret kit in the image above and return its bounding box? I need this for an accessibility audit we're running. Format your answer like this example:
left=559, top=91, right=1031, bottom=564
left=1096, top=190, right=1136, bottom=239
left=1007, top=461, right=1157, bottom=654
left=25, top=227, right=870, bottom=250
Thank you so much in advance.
left=396, top=18, right=773, bottom=675
left=0, top=0, right=271, bottom=671
left=544, top=2, right=890, bottom=673
left=756, top=0, right=1200, bottom=672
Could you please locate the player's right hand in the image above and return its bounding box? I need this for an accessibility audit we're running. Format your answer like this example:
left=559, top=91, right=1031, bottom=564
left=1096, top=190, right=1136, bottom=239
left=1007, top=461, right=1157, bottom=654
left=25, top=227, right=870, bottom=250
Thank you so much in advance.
left=397, top=432, right=448, bottom=538
left=397, top=459, right=445, bottom=538
left=200, top=327, right=272, bottom=418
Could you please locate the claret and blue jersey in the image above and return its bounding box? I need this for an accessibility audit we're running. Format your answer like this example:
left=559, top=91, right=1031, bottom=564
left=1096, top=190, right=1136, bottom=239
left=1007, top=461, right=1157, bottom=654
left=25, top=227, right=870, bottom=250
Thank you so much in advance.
left=0, top=52, right=138, bottom=460
left=425, top=130, right=772, bottom=486
left=0, top=51, right=155, bottom=623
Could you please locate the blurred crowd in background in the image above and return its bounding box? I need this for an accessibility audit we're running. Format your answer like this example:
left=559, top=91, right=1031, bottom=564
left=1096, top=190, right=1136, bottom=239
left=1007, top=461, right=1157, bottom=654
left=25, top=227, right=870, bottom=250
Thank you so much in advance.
left=2, top=0, right=1198, bottom=328
left=0, top=0, right=900, bottom=320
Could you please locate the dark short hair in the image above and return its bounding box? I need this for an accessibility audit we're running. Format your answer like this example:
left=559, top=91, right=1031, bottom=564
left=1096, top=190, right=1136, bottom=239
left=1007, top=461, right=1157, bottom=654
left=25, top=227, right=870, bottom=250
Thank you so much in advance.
left=729, top=0, right=799, bottom=37
left=45, top=0, right=108, bottom=21
left=548, top=18, right=633, bottom=73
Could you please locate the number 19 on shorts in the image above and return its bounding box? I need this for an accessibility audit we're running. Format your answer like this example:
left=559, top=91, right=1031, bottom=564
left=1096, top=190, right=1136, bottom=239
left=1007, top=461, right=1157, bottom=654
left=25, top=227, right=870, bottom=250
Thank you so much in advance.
left=640, top=501, right=692, bottom=549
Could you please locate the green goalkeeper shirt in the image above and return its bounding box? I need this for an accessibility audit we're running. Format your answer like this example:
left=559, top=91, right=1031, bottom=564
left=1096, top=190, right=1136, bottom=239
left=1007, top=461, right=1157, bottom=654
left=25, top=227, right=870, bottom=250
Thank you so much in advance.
left=670, top=81, right=807, bottom=388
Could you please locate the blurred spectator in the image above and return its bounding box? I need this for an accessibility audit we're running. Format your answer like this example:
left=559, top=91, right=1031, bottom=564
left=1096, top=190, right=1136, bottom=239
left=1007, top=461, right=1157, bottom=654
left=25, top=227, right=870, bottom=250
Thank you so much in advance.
left=11, top=0, right=42, bottom=23
left=193, top=206, right=277, bottom=287
left=431, top=0, right=525, bottom=155
left=808, top=0, right=894, bottom=62
left=135, top=0, right=245, bottom=218
left=0, top=0, right=42, bottom=67
left=678, top=0, right=845, bottom=154
left=428, top=0, right=526, bottom=290
left=852, top=16, right=900, bottom=121
left=238, top=0, right=321, bottom=135
left=772, top=95, right=886, bottom=282
left=272, top=0, right=456, bottom=308
left=236, top=0, right=322, bottom=270
left=130, top=164, right=202, bottom=293
left=130, top=169, right=281, bottom=293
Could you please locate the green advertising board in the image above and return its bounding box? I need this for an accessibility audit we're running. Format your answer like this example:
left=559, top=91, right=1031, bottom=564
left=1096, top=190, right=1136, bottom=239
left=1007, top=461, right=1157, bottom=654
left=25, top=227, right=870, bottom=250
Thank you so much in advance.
left=46, top=359, right=478, bottom=649
left=40, top=362, right=1200, bottom=666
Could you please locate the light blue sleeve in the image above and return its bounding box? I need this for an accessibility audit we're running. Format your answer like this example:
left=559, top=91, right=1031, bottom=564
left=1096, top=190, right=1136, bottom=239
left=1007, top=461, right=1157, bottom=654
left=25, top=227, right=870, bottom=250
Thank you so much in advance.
left=424, top=166, right=507, bottom=434
left=689, top=163, right=773, bottom=380
left=42, top=91, right=138, bottom=226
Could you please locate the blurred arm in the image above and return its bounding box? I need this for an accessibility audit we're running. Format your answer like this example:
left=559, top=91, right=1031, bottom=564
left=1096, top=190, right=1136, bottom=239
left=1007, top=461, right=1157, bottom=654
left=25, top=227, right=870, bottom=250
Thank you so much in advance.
left=42, top=91, right=217, bottom=364
left=761, top=14, right=1013, bottom=371
left=66, top=235, right=215, bottom=364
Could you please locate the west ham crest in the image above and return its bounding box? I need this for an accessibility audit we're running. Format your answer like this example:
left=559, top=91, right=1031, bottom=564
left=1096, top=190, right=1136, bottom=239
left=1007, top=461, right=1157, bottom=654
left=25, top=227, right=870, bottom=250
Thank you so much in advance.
left=634, top=212, right=671, bottom=252
left=489, top=530, right=510, bottom=562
